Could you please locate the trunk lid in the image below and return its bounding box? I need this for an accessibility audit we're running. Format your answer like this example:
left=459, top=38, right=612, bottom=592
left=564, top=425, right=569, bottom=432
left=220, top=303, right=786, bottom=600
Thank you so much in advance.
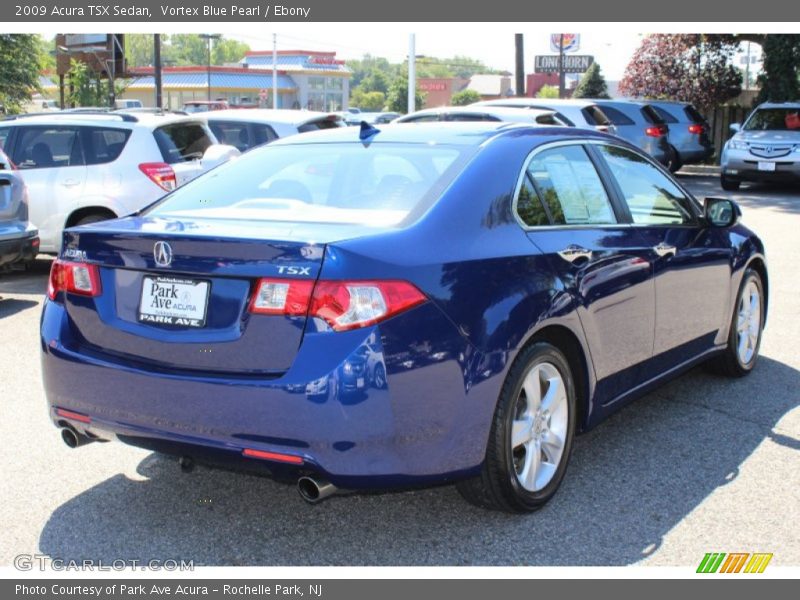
left=60, top=215, right=373, bottom=376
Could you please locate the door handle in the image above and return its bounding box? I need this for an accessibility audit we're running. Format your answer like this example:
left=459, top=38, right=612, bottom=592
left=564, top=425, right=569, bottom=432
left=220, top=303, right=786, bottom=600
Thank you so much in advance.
left=557, top=245, right=593, bottom=263
left=61, top=179, right=80, bottom=187
left=654, top=242, right=677, bottom=258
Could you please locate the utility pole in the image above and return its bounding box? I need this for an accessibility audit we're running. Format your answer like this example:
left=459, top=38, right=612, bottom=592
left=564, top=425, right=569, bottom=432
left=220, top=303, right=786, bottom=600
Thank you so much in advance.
left=199, top=33, right=220, bottom=102
left=154, top=34, right=163, bottom=109
left=408, top=33, right=416, bottom=113
left=744, top=41, right=751, bottom=90
left=272, top=33, right=278, bottom=109
left=558, top=33, right=565, bottom=99
left=515, top=34, right=525, bottom=97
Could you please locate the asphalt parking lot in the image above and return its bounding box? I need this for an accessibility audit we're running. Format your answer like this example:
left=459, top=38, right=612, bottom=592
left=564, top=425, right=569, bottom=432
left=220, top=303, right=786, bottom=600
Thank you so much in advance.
left=1, top=175, right=798, bottom=567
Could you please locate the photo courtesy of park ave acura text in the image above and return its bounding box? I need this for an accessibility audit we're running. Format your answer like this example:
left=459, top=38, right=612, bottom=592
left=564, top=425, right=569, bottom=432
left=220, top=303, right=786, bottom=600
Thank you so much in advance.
left=0, top=7, right=798, bottom=580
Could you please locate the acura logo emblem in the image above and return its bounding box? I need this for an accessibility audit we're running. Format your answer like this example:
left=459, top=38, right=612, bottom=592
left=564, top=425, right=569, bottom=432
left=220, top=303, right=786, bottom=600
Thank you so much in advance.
left=154, top=241, right=173, bottom=267
left=765, top=146, right=773, bottom=154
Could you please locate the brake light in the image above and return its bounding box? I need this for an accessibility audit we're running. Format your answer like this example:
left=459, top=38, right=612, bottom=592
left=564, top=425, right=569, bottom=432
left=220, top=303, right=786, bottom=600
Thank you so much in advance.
left=309, top=280, right=427, bottom=331
left=249, top=278, right=314, bottom=315
left=688, top=124, right=705, bottom=135
left=56, top=408, right=91, bottom=424
left=47, top=260, right=102, bottom=300
left=247, top=278, right=427, bottom=331
left=139, top=162, right=177, bottom=191
left=645, top=125, right=668, bottom=137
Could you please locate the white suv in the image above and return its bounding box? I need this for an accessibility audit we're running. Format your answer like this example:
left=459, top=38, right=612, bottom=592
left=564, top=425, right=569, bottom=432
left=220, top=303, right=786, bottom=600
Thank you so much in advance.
left=0, top=111, right=238, bottom=253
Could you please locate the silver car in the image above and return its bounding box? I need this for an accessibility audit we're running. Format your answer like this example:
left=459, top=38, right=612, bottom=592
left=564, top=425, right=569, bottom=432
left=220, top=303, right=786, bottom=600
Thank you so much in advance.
left=591, top=100, right=673, bottom=167
left=649, top=101, right=715, bottom=171
left=470, top=98, right=616, bottom=134
left=721, top=102, right=800, bottom=190
left=0, top=148, right=38, bottom=270
left=393, top=106, right=567, bottom=126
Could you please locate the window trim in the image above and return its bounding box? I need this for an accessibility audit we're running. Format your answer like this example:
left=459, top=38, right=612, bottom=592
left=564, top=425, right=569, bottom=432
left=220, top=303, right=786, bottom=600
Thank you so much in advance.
left=511, top=139, right=704, bottom=232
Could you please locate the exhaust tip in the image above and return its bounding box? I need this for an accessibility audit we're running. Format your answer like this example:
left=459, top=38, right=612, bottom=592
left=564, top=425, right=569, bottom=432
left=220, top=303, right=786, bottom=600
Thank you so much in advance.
left=297, top=476, right=337, bottom=504
left=61, top=427, right=80, bottom=448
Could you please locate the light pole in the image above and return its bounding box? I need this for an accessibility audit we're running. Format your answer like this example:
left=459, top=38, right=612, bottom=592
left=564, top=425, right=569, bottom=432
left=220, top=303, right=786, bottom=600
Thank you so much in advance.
left=408, top=34, right=415, bottom=113
left=199, top=34, right=221, bottom=102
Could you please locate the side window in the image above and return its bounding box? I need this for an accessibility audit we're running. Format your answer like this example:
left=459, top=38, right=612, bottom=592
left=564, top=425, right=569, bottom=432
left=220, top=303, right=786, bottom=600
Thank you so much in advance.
left=597, top=145, right=695, bottom=225
left=11, top=126, right=83, bottom=169
left=0, top=127, right=10, bottom=152
left=444, top=113, right=499, bottom=122
left=522, top=145, right=617, bottom=226
left=598, top=106, right=635, bottom=126
left=402, top=114, right=440, bottom=123
left=81, top=127, right=131, bottom=165
left=251, top=124, right=278, bottom=147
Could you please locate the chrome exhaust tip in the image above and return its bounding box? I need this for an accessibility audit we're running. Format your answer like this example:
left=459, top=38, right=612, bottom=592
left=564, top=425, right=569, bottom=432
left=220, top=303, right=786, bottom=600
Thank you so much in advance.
left=60, top=426, right=92, bottom=448
left=297, top=476, right=338, bottom=504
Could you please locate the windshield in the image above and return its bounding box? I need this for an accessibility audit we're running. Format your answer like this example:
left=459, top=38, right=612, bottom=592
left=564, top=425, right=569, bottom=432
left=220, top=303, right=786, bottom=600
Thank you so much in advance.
left=744, top=108, right=800, bottom=131
left=145, top=142, right=468, bottom=227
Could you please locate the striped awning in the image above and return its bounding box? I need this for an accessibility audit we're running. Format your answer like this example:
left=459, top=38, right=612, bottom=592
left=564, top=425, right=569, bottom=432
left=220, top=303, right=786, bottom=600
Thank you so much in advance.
left=243, top=54, right=350, bottom=73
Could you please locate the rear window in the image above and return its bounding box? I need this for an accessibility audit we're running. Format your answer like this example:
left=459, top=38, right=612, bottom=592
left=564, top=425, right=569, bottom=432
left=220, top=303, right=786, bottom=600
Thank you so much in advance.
left=208, top=120, right=278, bottom=152
left=640, top=105, right=666, bottom=125
left=581, top=106, right=612, bottom=126
left=597, top=106, right=635, bottom=126
left=684, top=105, right=706, bottom=124
left=653, top=107, right=679, bottom=124
left=297, top=117, right=344, bottom=134
left=444, top=113, right=500, bottom=122
left=146, top=142, right=469, bottom=227
left=153, top=122, right=213, bottom=163
left=82, top=127, right=131, bottom=165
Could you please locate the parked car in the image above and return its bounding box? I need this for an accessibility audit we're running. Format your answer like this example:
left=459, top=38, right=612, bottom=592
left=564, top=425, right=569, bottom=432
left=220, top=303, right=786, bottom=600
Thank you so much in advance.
left=182, top=100, right=230, bottom=113
left=199, top=109, right=345, bottom=152
left=0, top=148, right=39, bottom=270
left=346, top=111, right=400, bottom=125
left=470, top=98, right=617, bottom=134
left=650, top=101, right=715, bottom=171
left=589, top=100, right=673, bottom=168
left=394, top=106, right=567, bottom=126
left=0, top=111, right=239, bottom=253
left=42, top=123, right=767, bottom=512
left=720, top=102, right=800, bottom=190
left=114, top=99, right=143, bottom=110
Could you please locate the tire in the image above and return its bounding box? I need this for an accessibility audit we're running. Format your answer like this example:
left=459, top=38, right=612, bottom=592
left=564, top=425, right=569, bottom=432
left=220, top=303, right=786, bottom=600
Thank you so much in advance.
left=457, top=342, right=576, bottom=512
left=372, top=363, right=387, bottom=390
left=666, top=146, right=682, bottom=173
left=707, top=268, right=764, bottom=377
left=721, top=175, right=741, bottom=191
left=75, top=213, right=114, bottom=226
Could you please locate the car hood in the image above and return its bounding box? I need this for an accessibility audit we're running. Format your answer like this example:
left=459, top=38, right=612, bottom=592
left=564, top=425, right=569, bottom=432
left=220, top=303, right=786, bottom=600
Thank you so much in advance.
left=735, top=130, right=800, bottom=143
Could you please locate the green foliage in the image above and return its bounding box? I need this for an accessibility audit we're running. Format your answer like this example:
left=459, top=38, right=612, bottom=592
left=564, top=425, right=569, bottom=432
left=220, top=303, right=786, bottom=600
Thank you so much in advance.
left=573, top=62, right=610, bottom=99
left=536, top=85, right=560, bottom=99
left=451, top=89, right=481, bottom=106
left=386, top=76, right=425, bottom=113
left=351, top=89, right=386, bottom=111
left=756, top=34, right=800, bottom=104
left=124, top=34, right=250, bottom=68
left=0, top=34, right=45, bottom=114
left=415, top=56, right=499, bottom=79
left=66, top=59, right=108, bottom=107
left=347, top=55, right=401, bottom=88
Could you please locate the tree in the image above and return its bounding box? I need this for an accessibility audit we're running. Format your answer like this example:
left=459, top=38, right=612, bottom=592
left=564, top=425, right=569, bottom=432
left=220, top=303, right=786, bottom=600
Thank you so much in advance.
left=619, top=34, right=741, bottom=111
left=0, top=34, right=45, bottom=114
left=124, top=34, right=251, bottom=68
left=573, top=62, right=610, bottom=99
left=351, top=89, right=386, bottom=111
left=756, top=34, right=800, bottom=103
left=386, top=76, right=425, bottom=113
left=536, top=85, right=560, bottom=99
left=451, top=89, right=481, bottom=106
left=124, top=33, right=156, bottom=67
left=66, top=59, right=108, bottom=107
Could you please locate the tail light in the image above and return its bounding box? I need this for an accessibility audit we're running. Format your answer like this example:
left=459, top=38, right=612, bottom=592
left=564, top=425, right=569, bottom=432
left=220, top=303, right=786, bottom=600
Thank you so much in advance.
left=48, top=260, right=102, bottom=300
left=138, top=162, right=177, bottom=191
left=688, top=124, right=705, bottom=135
left=645, top=125, right=668, bottom=137
left=248, top=278, right=427, bottom=331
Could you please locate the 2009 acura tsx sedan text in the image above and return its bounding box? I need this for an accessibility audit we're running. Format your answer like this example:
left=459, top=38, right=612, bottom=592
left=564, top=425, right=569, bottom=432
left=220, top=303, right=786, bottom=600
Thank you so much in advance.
left=41, top=122, right=768, bottom=512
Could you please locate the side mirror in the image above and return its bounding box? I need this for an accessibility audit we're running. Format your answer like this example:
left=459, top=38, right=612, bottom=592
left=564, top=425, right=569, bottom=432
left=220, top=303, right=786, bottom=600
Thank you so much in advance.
left=704, top=197, right=741, bottom=227
left=729, top=123, right=741, bottom=133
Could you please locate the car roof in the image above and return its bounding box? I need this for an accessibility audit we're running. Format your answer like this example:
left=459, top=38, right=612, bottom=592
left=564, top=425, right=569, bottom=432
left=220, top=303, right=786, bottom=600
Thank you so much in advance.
left=473, top=98, right=600, bottom=108
left=268, top=121, right=607, bottom=147
left=1, top=111, right=208, bottom=130
left=399, top=106, right=556, bottom=119
left=199, top=109, right=340, bottom=126
left=755, top=102, right=800, bottom=109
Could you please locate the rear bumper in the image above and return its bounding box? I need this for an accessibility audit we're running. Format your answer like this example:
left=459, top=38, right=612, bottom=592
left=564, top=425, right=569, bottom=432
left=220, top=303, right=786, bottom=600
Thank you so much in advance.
left=0, top=230, right=38, bottom=268
left=41, top=298, right=499, bottom=489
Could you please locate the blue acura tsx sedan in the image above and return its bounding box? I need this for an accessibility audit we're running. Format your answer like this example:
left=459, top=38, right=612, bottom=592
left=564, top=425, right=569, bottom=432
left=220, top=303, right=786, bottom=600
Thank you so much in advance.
left=41, top=122, right=767, bottom=512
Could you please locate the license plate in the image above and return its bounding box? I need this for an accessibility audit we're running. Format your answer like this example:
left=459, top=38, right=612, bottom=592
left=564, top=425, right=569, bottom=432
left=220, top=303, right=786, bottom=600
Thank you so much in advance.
left=138, top=276, right=210, bottom=328
left=758, top=161, right=776, bottom=172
